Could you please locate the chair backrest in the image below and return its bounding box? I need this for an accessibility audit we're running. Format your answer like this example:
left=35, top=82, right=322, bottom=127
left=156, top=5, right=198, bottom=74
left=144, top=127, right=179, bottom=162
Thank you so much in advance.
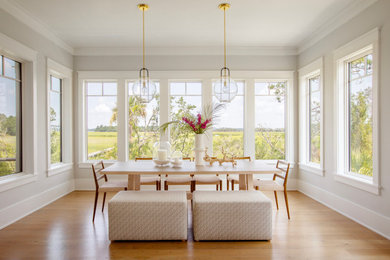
left=91, top=161, right=107, bottom=190
left=135, top=157, right=152, bottom=161
left=275, top=160, right=290, bottom=187
left=233, top=156, right=251, bottom=161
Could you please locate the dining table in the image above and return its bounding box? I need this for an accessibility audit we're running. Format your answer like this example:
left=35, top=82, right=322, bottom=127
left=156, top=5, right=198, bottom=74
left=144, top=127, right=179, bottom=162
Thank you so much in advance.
left=102, top=160, right=282, bottom=191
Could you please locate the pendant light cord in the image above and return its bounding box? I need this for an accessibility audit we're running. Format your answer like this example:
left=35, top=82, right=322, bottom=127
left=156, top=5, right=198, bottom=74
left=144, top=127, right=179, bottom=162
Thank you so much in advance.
left=142, top=8, right=145, bottom=69
left=224, top=7, right=226, bottom=68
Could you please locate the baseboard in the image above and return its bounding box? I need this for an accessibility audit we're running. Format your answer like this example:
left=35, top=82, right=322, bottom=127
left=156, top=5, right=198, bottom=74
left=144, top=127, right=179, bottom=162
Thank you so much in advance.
left=298, top=179, right=390, bottom=239
left=0, top=180, right=75, bottom=230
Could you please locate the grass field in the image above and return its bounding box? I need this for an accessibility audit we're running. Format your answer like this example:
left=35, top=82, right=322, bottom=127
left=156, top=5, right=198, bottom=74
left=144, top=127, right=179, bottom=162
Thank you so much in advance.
left=87, top=132, right=117, bottom=154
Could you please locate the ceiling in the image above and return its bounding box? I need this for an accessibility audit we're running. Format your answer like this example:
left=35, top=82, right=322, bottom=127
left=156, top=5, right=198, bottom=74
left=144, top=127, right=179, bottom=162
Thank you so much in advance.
left=4, top=0, right=370, bottom=53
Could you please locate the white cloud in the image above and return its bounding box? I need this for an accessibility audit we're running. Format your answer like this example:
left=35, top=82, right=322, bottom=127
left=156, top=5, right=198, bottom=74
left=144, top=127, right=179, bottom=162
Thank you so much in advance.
left=94, top=103, right=111, bottom=113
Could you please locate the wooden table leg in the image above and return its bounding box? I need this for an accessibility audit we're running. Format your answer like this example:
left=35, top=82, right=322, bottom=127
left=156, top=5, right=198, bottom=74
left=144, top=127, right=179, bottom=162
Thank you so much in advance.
left=127, top=175, right=141, bottom=190
left=239, top=174, right=247, bottom=190
left=246, top=174, right=254, bottom=190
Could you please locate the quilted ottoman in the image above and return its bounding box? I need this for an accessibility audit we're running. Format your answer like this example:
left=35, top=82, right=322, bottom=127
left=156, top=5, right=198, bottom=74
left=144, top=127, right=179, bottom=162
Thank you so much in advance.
left=108, top=191, right=187, bottom=241
left=192, top=191, right=272, bottom=241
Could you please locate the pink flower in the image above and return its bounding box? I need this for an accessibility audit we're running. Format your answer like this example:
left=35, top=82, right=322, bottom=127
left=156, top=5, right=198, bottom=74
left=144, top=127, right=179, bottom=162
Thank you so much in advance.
left=197, top=113, right=202, bottom=125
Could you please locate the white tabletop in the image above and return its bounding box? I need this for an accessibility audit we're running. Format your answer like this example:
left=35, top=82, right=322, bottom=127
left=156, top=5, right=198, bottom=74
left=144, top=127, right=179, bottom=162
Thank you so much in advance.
left=102, top=160, right=280, bottom=175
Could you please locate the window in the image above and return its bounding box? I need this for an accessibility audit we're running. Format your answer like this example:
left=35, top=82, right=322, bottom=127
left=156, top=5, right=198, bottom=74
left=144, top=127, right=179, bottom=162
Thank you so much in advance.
left=49, top=76, right=62, bottom=164
left=347, top=54, right=373, bottom=176
left=309, top=76, right=321, bottom=164
left=212, top=81, right=244, bottom=157
left=169, top=81, right=202, bottom=157
left=334, top=28, right=379, bottom=194
left=128, top=82, right=160, bottom=159
left=299, top=57, right=323, bottom=174
left=0, top=55, right=22, bottom=177
left=86, top=81, right=117, bottom=160
left=254, top=81, right=286, bottom=160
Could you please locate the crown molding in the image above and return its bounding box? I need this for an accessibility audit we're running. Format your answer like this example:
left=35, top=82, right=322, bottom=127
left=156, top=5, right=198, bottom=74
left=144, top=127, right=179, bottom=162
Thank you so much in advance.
left=298, top=0, right=378, bottom=54
left=0, top=0, right=74, bottom=54
left=73, top=46, right=298, bottom=56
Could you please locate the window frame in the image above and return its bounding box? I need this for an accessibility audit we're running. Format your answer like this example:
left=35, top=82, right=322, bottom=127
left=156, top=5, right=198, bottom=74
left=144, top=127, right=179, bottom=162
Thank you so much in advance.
left=0, top=32, right=38, bottom=192
left=299, top=57, right=324, bottom=176
left=46, top=58, right=73, bottom=176
left=84, top=80, right=119, bottom=162
left=252, top=78, right=294, bottom=163
left=334, top=28, right=379, bottom=194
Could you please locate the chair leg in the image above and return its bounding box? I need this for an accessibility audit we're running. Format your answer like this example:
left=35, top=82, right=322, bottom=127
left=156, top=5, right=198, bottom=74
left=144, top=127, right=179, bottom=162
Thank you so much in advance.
left=101, top=192, right=106, bottom=212
left=164, top=181, right=168, bottom=191
left=156, top=181, right=159, bottom=191
left=216, top=184, right=218, bottom=191
left=219, top=180, right=222, bottom=191
left=191, top=181, right=195, bottom=192
left=92, top=191, right=98, bottom=222
left=255, top=186, right=259, bottom=190
left=226, top=176, right=229, bottom=191
left=274, top=191, right=279, bottom=210
left=284, top=190, right=290, bottom=219
left=231, top=180, right=235, bottom=191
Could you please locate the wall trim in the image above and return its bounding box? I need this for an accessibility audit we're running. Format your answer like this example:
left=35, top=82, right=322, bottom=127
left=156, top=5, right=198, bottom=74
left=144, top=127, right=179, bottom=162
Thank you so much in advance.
left=298, top=179, right=390, bottom=239
left=73, top=46, right=299, bottom=57
left=0, top=180, right=75, bottom=230
left=0, top=0, right=73, bottom=54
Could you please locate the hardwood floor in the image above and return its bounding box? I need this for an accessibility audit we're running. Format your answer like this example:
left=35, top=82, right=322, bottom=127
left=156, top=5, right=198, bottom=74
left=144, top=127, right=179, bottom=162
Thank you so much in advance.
left=0, top=191, right=389, bottom=260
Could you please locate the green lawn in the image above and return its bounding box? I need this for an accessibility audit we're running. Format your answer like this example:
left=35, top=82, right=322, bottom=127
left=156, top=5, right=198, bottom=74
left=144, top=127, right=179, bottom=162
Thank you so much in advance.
left=88, top=132, right=117, bottom=154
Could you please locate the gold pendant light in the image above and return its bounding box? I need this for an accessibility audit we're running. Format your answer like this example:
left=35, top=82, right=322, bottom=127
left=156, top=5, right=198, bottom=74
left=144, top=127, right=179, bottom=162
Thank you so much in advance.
left=214, top=3, right=238, bottom=103
left=132, top=3, right=156, bottom=103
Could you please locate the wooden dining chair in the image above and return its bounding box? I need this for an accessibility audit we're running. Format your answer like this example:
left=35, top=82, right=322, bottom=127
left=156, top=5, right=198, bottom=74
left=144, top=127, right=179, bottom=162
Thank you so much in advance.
left=164, top=157, right=194, bottom=191
left=193, top=157, right=222, bottom=191
left=227, top=156, right=251, bottom=190
left=134, top=157, right=162, bottom=190
left=253, top=160, right=291, bottom=219
left=91, top=161, right=127, bottom=222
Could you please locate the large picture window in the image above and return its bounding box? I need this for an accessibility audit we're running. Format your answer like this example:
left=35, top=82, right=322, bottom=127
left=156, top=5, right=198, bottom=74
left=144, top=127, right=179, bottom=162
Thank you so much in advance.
left=169, top=81, right=202, bottom=157
left=254, top=81, right=286, bottom=160
left=334, top=28, right=379, bottom=193
left=49, top=76, right=62, bottom=164
left=86, top=81, right=117, bottom=160
left=0, top=55, right=22, bottom=177
left=212, top=81, right=244, bottom=157
left=128, top=82, right=160, bottom=159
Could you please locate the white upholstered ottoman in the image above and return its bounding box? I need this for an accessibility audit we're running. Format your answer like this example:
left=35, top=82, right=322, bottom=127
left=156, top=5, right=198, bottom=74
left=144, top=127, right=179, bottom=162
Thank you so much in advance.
left=108, top=191, right=187, bottom=241
left=192, top=191, right=272, bottom=241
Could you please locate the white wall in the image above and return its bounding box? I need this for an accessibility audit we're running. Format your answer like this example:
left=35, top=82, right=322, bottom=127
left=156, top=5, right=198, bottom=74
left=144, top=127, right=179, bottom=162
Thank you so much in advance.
left=74, top=54, right=297, bottom=71
left=298, top=0, right=390, bottom=238
left=0, top=9, right=74, bottom=228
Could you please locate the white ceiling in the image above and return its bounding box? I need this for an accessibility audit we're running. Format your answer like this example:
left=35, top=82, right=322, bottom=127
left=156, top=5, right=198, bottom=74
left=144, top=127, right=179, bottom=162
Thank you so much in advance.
left=4, top=0, right=371, bottom=53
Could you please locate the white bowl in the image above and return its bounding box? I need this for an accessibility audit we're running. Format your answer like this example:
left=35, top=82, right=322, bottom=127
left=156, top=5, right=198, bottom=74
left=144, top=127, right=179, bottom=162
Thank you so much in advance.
left=153, top=159, right=170, bottom=166
left=171, top=160, right=183, bottom=167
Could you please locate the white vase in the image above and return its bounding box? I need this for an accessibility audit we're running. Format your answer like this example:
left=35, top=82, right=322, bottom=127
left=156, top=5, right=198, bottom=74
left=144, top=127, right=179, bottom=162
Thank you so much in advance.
left=194, top=134, right=205, bottom=166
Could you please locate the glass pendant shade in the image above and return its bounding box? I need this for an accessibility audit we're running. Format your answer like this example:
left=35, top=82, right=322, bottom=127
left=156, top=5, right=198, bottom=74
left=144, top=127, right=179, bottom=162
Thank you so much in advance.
left=132, top=68, right=156, bottom=103
left=213, top=67, right=238, bottom=103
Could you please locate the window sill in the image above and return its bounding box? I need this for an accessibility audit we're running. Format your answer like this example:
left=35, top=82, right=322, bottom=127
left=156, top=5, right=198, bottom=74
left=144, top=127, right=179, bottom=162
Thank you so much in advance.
left=47, top=163, right=73, bottom=177
left=334, top=172, right=379, bottom=195
left=299, top=163, right=324, bottom=176
left=0, top=172, right=37, bottom=193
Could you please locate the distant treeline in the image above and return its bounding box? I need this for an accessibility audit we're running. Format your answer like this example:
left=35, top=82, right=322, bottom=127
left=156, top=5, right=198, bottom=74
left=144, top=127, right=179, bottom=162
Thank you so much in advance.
left=90, top=125, right=117, bottom=132
left=0, top=114, right=17, bottom=136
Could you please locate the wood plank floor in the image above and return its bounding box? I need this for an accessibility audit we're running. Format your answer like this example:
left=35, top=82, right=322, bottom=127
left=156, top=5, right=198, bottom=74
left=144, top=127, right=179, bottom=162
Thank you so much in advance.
left=0, top=191, right=389, bottom=260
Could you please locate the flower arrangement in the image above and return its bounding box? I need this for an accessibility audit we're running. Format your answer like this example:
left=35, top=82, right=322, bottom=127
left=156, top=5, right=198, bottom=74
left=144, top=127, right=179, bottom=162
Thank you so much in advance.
left=160, top=103, right=224, bottom=135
